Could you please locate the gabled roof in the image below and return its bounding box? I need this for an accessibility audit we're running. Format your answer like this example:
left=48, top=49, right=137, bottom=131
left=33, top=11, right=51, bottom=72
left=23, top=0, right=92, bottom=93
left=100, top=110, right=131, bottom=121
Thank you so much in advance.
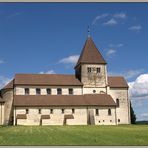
left=108, top=76, right=128, bottom=88
left=1, top=74, right=128, bottom=88
left=75, top=37, right=106, bottom=68
left=15, top=74, right=83, bottom=86
left=14, top=94, right=116, bottom=107
left=2, top=79, right=14, bottom=90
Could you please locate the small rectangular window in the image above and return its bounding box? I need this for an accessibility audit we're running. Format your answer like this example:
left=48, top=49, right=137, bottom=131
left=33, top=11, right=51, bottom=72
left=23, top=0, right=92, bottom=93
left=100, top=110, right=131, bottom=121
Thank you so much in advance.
left=62, top=109, right=64, bottom=114
left=57, top=88, right=62, bottom=95
left=96, top=109, right=99, bottom=116
left=36, top=88, right=41, bottom=95
left=47, top=88, right=51, bottom=95
left=96, top=68, right=100, bottom=73
left=72, top=108, right=75, bottom=114
left=25, top=88, right=29, bottom=95
left=108, top=108, right=111, bottom=116
left=116, top=99, right=120, bottom=107
left=50, top=109, right=53, bottom=114
left=87, top=67, right=91, bottom=73
left=69, top=88, right=73, bottom=95
left=38, top=109, right=41, bottom=114
left=26, top=109, right=29, bottom=114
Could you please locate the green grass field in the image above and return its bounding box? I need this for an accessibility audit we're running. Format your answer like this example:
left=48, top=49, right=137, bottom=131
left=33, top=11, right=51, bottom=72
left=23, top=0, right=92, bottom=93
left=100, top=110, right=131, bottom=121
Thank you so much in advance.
left=0, top=125, right=148, bottom=145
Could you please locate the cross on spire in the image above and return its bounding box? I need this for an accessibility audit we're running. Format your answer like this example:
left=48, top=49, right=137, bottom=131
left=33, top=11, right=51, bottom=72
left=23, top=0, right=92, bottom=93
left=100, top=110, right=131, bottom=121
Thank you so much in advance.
left=88, top=26, right=90, bottom=37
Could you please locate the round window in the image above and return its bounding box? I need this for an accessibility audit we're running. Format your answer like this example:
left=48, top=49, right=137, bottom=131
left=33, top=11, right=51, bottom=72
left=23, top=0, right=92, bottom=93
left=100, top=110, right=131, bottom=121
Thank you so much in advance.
left=93, top=90, right=96, bottom=93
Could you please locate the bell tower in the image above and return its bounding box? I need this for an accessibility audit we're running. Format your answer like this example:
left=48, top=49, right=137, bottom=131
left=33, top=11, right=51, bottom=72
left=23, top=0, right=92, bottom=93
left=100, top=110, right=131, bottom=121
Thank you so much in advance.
left=75, top=36, right=108, bottom=88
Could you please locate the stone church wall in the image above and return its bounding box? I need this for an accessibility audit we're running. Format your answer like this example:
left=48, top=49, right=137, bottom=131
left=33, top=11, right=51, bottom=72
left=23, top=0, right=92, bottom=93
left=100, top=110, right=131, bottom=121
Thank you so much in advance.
left=0, top=103, right=4, bottom=125
left=81, top=64, right=107, bottom=88
left=2, top=90, right=13, bottom=125
left=108, top=88, right=130, bottom=124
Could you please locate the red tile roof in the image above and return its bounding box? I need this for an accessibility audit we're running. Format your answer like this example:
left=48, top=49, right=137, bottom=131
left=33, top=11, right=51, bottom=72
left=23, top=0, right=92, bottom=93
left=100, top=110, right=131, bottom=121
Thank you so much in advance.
left=14, top=74, right=83, bottom=86
left=1, top=74, right=128, bottom=90
left=108, top=76, right=128, bottom=88
left=75, top=37, right=106, bottom=68
left=14, top=94, right=116, bottom=107
left=2, top=79, right=14, bottom=90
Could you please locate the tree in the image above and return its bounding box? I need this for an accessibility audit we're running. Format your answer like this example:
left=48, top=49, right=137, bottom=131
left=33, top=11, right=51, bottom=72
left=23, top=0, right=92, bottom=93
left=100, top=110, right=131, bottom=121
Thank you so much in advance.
left=130, top=101, right=136, bottom=124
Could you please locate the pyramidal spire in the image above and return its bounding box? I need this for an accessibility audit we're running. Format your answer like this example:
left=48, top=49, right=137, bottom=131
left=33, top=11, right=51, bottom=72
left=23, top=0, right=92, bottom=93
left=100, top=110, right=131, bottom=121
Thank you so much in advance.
left=75, top=37, right=106, bottom=68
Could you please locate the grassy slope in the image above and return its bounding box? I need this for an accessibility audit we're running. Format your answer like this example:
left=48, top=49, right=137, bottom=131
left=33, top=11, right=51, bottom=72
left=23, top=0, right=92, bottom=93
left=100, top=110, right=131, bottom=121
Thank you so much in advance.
left=0, top=125, right=148, bottom=145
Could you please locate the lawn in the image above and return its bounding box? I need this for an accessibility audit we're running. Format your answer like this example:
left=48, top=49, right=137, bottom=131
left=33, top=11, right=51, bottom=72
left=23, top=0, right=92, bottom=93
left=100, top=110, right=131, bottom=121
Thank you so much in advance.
left=0, top=125, right=148, bottom=145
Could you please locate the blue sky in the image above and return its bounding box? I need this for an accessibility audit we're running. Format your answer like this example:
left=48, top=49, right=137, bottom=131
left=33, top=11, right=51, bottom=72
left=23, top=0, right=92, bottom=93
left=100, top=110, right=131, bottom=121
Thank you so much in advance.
left=0, top=3, right=148, bottom=121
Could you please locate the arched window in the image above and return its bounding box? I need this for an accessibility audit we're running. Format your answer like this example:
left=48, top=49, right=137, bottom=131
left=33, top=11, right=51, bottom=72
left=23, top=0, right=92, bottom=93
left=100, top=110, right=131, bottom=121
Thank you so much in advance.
left=38, top=109, right=41, bottom=114
left=47, top=88, right=51, bottom=95
left=61, top=109, right=64, bottom=114
left=50, top=109, right=53, bottom=114
left=25, top=88, right=29, bottom=95
left=72, top=108, right=75, bottom=114
left=57, top=88, right=62, bottom=95
left=69, top=88, right=73, bottom=95
left=96, top=68, right=100, bottom=73
left=95, top=109, right=99, bottom=116
left=108, top=108, right=111, bottom=116
left=36, top=88, right=41, bottom=95
left=87, top=67, right=91, bottom=73
left=26, top=109, right=29, bottom=114
left=116, top=99, right=120, bottom=107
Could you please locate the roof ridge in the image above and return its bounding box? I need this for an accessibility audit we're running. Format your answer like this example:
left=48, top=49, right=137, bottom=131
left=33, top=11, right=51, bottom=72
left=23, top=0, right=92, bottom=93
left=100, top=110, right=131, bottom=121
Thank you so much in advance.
left=15, top=73, right=75, bottom=76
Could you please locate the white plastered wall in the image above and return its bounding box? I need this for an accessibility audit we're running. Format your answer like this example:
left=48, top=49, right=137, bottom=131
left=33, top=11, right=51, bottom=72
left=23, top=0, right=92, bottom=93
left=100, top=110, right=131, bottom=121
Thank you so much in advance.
left=108, top=87, right=130, bottom=124
left=15, top=86, right=82, bottom=95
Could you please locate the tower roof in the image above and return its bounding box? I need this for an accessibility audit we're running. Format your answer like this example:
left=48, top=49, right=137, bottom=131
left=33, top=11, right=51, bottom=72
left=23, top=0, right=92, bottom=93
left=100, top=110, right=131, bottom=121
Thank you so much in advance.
left=75, top=37, right=106, bottom=68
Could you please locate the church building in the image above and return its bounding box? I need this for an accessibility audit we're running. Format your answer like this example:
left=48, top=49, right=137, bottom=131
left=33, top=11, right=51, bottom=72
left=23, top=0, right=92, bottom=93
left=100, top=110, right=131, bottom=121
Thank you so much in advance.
left=0, top=36, right=131, bottom=125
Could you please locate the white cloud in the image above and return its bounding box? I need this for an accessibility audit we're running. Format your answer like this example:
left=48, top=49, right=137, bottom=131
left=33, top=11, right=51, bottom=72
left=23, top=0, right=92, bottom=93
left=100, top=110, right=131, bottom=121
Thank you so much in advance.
left=0, top=60, right=4, bottom=64
left=109, top=43, right=124, bottom=48
left=0, top=76, right=11, bottom=89
left=109, top=69, right=143, bottom=80
left=117, top=43, right=124, bottom=48
left=128, top=74, right=148, bottom=98
left=103, top=18, right=117, bottom=26
left=113, top=12, right=126, bottom=19
left=125, top=70, right=143, bottom=79
left=59, top=55, right=79, bottom=65
left=92, top=13, right=109, bottom=25
left=39, top=70, right=56, bottom=74
left=106, top=49, right=116, bottom=57
left=129, top=25, right=142, bottom=32
left=92, top=12, right=127, bottom=27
